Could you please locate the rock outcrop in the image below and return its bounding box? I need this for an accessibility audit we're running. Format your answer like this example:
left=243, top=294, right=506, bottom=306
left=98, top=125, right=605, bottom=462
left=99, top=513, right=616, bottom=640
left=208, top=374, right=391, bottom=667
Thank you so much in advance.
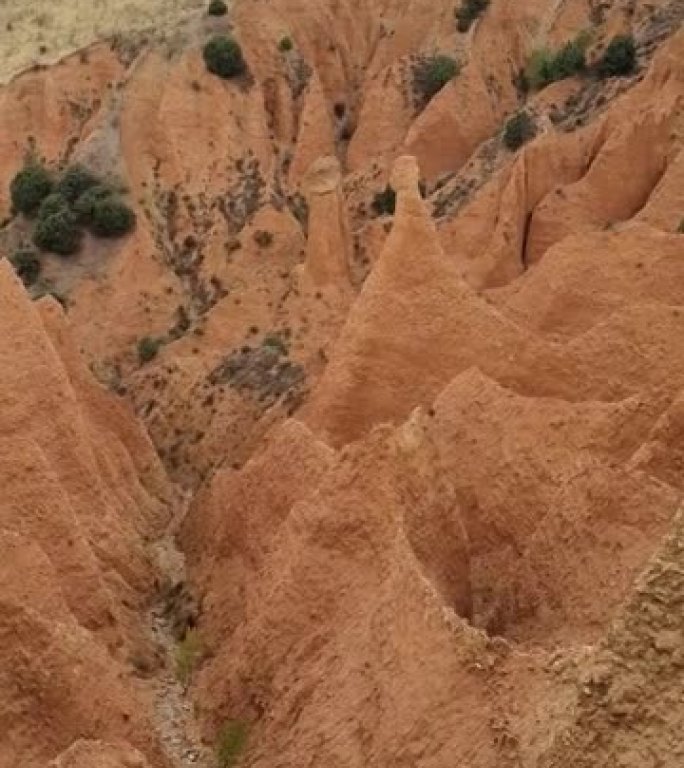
left=301, top=156, right=352, bottom=287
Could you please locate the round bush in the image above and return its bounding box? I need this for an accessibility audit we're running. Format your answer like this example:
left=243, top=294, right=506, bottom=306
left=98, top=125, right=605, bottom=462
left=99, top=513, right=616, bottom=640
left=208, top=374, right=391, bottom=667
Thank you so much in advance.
left=278, top=36, right=294, bottom=53
left=32, top=209, right=82, bottom=255
left=10, top=163, right=53, bottom=216
left=56, top=164, right=100, bottom=203
left=203, top=36, right=246, bottom=79
left=87, top=198, right=136, bottom=237
left=207, top=0, right=227, bottom=15
left=598, top=35, right=637, bottom=77
left=138, top=336, right=161, bottom=363
left=38, top=193, right=70, bottom=219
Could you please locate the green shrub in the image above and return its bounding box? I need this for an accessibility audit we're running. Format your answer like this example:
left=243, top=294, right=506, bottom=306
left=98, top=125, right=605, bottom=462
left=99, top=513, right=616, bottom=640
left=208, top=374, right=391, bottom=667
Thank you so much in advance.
left=32, top=208, right=81, bottom=255
left=371, top=185, right=396, bottom=216
left=175, top=629, right=204, bottom=685
left=598, top=34, right=637, bottom=77
left=216, top=721, right=248, bottom=768
left=278, top=36, right=294, bottom=52
left=137, top=336, right=161, bottom=363
left=207, top=0, right=227, bottom=16
left=10, top=162, right=53, bottom=216
left=525, top=48, right=555, bottom=90
left=13, top=162, right=138, bottom=252
left=413, top=55, right=460, bottom=103
left=503, top=111, right=537, bottom=151
left=9, top=249, right=41, bottom=287
left=455, top=0, right=489, bottom=33
left=262, top=332, right=288, bottom=356
left=86, top=197, right=136, bottom=237
left=56, top=164, right=100, bottom=203
left=677, top=219, right=684, bottom=234
left=525, top=36, right=587, bottom=90
left=553, top=39, right=587, bottom=79
left=203, top=36, right=246, bottom=79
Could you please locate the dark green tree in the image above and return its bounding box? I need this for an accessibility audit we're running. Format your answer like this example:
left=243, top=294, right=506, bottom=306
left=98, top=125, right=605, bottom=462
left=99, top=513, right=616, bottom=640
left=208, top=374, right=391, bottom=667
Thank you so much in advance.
left=207, top=0, right=227, bottom=16
left=203, top=36, right=246, bottom=79
left=87, top=198, right=136, bottom=237
left=10, top=162, right=53, bottom=216
left=598, top=35, right=637, bottom=77
left=32, top=209, right=82, bottom=255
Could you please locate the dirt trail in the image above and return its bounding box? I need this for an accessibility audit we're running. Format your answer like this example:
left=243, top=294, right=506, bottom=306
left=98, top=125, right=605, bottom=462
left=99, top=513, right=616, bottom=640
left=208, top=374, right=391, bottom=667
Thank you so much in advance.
left=147, top=495, right=215, bottom=768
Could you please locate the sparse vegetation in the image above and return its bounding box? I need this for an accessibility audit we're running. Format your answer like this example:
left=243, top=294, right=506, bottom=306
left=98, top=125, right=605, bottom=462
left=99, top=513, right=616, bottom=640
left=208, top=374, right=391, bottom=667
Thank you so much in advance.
left=371, top=185, right=397, bottom=217
left=677, top=219, right=684, bottom=234
left=598, top=34, right=637, bottom=78
left=413, top=54, right=460, bottom=104
left=9, top=248, right=41, bottom=287
left=285, top=50, right=312, bottom=98
left=278, top=36, right=294, bottom=53
left=10, top=161, right=53, bottom=216
left=203, top=35, right=246, bottom=79
left=208, top=338, right=305, bottom=407
left=253, top=229, right=274, bottom=248
left=524, top=35, right=589, bottom=91
left=175, top=629, right=204, bottom=686
left=137, top=336, right=162, bottom=363
left=287, top=192, right=309, bottom=230
left=30, top=285, right=68, bottom=307
left=216, top=721, right=249, bottom=768
left=262, top=332, right=289, bottom=356
left=207, top=0, right=227, bottom=16
left=503, top=110, right=537, bottom=151
left=455, top=0, right=489, bottom=33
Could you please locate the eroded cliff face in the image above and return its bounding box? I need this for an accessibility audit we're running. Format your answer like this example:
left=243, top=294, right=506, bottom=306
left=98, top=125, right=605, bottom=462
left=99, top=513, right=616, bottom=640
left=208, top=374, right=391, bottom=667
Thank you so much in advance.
left=0, top=0, right=683, bottom=766
left=0, top=262, right=174, bottom=767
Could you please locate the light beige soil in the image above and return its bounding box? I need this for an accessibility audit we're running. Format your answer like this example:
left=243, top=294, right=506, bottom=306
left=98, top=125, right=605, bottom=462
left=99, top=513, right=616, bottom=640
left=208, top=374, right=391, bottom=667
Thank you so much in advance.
left=0, top=0, right=206, bottom=83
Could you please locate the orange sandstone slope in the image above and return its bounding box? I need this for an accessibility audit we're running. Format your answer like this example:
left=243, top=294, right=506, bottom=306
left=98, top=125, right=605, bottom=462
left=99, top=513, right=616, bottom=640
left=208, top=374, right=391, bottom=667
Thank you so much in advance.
left=0, top=0, right=683, bottom=766
left=0, top=262, right=174, bottom=768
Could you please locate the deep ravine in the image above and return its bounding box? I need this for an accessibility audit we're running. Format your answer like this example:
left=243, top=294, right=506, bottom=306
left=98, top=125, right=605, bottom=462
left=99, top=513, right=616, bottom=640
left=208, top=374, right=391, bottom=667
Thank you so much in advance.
left=146, top=493, right=215, bottom=768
